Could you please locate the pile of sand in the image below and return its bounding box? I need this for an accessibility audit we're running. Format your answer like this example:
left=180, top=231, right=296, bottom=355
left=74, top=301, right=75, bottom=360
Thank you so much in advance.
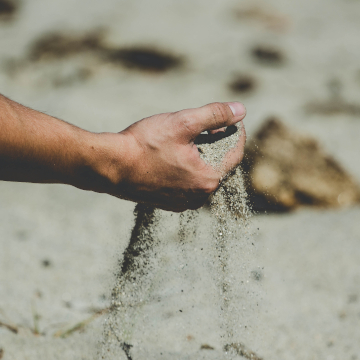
left=242, top=118, right=360, bottom=213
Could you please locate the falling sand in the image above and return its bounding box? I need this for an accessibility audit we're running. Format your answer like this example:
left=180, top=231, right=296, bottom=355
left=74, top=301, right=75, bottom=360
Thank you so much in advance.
left=100, top=123, right=261, bottom=360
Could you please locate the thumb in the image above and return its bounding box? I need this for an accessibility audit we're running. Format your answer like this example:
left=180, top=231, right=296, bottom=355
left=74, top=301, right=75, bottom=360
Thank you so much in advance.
left=176, top=102, right=246, bottom=141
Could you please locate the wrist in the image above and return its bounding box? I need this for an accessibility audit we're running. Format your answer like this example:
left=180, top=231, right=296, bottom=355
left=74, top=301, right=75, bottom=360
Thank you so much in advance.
left=79, top=131, right=136, bottom=195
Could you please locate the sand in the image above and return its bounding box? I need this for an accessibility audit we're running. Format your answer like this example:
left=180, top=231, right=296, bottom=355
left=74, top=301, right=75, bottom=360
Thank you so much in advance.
left=99, top=120, right=253, bottom=359
left=1, top=0, right=360, bottom=359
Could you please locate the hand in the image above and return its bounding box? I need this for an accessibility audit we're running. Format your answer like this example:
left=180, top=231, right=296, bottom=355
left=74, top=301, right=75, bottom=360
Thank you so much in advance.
left=97, top=102, right=246, bottom=211
left=0, top=95, right=246, bottom=211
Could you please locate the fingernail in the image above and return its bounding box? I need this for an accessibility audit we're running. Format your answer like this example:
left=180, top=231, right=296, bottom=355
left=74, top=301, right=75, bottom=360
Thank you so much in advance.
left=227, top=102, right=246, bottom=117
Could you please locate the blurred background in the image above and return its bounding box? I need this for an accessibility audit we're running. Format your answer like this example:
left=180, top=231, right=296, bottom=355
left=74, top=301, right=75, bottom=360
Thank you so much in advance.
left=0, top=0, right=360, bottom=359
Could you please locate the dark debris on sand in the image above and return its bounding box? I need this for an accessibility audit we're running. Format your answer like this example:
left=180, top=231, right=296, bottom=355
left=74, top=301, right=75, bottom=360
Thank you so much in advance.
left=106, top=47, right=182, bottom=72
left=0, top=0, right=17, bottom=21
left=27, top=31, right=183, bottom=73
left=28, top=32, right=105, bottom=61
left=241, top=117, right=360, bottom=213
left=251, top=45, right=284, bottom=66
left=229, top=74, right=257, bottom=94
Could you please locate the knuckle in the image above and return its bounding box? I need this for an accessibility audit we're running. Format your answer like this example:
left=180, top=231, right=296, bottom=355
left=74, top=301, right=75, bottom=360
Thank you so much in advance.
left=201, top=178, right=219, bottom=194
left=208, top=102, right=229, bottom=125
left=177, top=113, right=196, bottom=134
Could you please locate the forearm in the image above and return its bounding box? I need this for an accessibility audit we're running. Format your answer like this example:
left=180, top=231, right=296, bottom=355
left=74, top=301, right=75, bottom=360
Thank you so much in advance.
left=0, top=95, right=246, bottom=211
left=0, top=94, right=122, bottom=191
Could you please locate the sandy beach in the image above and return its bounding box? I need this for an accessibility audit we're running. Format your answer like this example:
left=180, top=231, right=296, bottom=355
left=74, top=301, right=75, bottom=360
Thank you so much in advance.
left=1, top=0, right=360, bottom=358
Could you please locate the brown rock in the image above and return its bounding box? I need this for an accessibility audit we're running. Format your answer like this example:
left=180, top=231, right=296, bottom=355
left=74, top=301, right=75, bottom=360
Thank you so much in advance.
left=241, top=118, right=360, bottom=212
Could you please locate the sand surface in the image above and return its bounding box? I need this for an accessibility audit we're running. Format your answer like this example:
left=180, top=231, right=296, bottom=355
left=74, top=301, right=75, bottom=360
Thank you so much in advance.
left=1, top=0, right=360, bottom=359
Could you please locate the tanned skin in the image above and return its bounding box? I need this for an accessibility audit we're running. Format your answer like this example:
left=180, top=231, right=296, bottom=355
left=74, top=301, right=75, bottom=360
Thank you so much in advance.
left=0, top=94, right=246, bottom=212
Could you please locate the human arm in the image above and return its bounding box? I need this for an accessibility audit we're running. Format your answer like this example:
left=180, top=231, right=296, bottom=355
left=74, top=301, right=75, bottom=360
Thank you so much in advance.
left=0, top=94, right=246, bottom=211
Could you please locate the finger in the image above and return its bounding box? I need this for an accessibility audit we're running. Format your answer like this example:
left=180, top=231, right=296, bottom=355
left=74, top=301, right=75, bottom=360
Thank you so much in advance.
left=218, top=120, right=247, bottom=175
left=177, top=102, right=246, bottom=141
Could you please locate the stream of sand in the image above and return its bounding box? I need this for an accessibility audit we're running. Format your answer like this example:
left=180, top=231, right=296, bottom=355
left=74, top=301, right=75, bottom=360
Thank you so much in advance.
left=100, top=124, right=260, bottom=360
